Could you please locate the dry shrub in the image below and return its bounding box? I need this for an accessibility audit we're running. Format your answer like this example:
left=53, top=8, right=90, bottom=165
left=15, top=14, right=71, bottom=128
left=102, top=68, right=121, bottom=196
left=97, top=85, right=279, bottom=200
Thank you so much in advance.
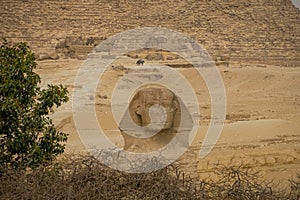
left=0, top=155, right=199, bottom=200
left=0, top=155, right=299, bottom=200
left=199, top=165, right=283, bottom=200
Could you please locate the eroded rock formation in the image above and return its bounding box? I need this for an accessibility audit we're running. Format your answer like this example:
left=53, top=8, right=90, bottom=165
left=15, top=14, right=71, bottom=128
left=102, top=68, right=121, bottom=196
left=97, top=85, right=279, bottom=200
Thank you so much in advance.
left=119, top=85, right=182, bottom=152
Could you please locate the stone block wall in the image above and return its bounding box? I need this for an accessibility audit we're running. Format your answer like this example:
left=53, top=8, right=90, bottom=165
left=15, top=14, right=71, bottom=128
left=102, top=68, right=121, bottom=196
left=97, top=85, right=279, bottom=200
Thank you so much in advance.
left=0, top=0, right=299, bottom=65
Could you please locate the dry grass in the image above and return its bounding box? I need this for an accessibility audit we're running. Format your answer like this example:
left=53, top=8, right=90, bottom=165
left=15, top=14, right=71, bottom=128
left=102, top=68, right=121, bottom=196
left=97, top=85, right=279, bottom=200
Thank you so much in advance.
left=0, top=155, right=299, bottom=200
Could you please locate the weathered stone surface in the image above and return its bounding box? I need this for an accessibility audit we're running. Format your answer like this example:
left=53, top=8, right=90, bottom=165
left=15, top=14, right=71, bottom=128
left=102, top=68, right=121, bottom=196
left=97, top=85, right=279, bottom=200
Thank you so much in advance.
left=128, top=85, right=180, bottom=129
left=0, top=0, right=299, bottom=65
left=120, top=84, right=182, bottom=152
left=37, top=52, right=59, bottom=60
left=113, top=65, right=196, bottom=153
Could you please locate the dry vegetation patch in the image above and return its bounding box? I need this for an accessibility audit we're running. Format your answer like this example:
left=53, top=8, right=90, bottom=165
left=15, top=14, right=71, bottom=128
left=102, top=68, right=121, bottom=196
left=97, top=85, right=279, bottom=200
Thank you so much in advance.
left=1, top=155, right=299, bottom=200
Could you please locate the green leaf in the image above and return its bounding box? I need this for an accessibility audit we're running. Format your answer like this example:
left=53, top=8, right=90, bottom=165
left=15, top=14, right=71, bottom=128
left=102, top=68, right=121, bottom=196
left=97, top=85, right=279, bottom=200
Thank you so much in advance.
left=0, top=41, right=69, bottom=170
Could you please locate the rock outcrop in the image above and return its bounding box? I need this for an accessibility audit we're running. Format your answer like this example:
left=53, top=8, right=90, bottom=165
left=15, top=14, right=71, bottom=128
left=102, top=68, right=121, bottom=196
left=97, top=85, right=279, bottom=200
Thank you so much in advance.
left=119, top=84, right=181, bottom=152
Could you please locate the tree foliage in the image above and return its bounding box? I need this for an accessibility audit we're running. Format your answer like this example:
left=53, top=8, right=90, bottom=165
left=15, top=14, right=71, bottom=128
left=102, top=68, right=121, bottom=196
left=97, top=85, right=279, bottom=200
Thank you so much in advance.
left=0, top=41, right=69, bottom=170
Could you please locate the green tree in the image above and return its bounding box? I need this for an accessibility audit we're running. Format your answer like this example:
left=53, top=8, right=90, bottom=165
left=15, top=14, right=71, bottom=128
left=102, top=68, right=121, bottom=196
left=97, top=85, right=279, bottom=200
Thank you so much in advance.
left=0, top=41, right=69, bottom=170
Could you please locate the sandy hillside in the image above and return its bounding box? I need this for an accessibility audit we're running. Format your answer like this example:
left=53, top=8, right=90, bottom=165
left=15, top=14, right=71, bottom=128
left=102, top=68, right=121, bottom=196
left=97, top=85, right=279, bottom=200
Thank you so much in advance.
left=35, top=55, right=300, bottom=189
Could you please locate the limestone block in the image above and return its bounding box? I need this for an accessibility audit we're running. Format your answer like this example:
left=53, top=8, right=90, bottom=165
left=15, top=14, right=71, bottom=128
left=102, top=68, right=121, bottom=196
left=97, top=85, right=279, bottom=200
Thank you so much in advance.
left=265, top=156, right=276, bottom=164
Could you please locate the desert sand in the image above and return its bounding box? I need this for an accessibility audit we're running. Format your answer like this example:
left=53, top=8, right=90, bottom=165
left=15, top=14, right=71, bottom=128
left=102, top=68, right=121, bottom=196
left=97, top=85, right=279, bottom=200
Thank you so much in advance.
left=35, top=55, right=300, bottom=189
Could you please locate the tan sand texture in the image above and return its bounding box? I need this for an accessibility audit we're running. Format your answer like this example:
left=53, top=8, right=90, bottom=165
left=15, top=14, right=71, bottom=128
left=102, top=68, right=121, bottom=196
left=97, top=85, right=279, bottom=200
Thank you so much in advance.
left=35, top=53, right=300, bottom=188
